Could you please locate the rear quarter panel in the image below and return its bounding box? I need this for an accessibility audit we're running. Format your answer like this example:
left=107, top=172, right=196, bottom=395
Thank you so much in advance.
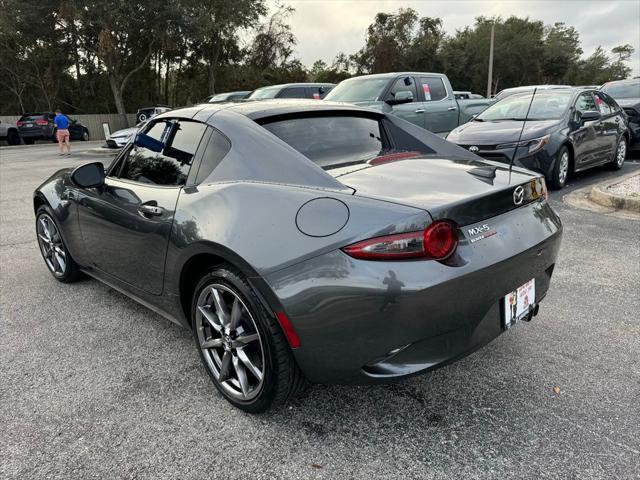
left=163, top=182, right=430, bottom=296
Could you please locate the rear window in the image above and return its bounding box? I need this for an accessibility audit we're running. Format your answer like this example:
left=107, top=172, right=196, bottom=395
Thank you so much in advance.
left=601, top=81, right=640, bottom=99
left=262, top=116, right=384, bottom=169
left=278, top=87, right=307, bottom=99
left=19, top=114, right=48, bottom=122
left=249, top=87, right=281, bottom=99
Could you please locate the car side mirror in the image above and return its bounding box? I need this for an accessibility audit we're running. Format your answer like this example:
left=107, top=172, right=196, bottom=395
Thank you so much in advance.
left=134, top=132, right=164, bottom=152
left=387, top=90, right=414, bottom=105
left=71, top=162, right=105, bottom=188
left=580, top=110, right=601, bottom=123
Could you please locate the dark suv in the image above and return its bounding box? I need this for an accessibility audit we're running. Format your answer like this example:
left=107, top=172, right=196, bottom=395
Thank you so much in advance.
left=17, top=113, right=89, bottom=144
left=248, top=83, right=334, bottom=100
left=601, top=78, right=640, bottom=146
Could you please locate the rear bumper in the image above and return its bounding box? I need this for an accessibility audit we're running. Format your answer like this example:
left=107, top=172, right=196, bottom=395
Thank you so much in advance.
left=18, top=127, right=53, bottom=139
left=105, top=138, right=127, bottom=149
left=264, top=200, right=562, bottom=384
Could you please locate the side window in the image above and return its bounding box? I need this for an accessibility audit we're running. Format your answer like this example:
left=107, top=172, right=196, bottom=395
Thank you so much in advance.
left=118, top=120, right=207, bottom=186
left=419, top=77, right=448, bottom=101
left=386, top=77, right=417, bottom=103
left=195, top=129, right=232, bottom=184
left=594, top=92, right=612, bottom=115
left=573, top=93, right=597, bottom=122
left=600, top=93, right=620, bottom=112
left=278, top=87, right=307, bottom=99
left=308, top=87, right=322, bottom=99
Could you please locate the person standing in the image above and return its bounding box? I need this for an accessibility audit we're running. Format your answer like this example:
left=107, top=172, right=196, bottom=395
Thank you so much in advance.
left=54, top=109, right=71, bottom=156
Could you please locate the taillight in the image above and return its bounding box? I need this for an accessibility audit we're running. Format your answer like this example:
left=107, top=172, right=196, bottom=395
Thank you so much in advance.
left=342, top=220, right=458, bottom=261
left=35, top=119, right=49, bottom=125
left=16, top=121, right=23, bottom=127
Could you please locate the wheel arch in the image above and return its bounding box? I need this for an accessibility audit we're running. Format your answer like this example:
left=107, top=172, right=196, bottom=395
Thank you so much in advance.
left=561, top=141, right=575, bottom=172
left=33, top=192, right=49, bottom=214
left=177, top=242, right=283, bottom=330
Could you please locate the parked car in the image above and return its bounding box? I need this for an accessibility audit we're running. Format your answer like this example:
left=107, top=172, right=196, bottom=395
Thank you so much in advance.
left=324, top=72, right=494, bottom=136
left=601, top=78, right=640, bottom=146
left=136, top=105, right=172, bottom=124
left=454, top=91, right=485, bottom=100
left=0, top=119, right=20, bottom=145
left=34, top=100, right=562, bottom=412
left=105, top=120, right=148, bottom=149
left=17, top=113, right=89, bottom=144
left=248, top=83, right=334, bottom=100
left=446, top=87, right=629, bottom=189
left=493, top=85, right=572, bottom=101
left=206, top=91, right=251, bottom=103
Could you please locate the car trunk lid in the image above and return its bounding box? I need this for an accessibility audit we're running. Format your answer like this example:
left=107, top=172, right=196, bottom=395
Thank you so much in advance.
left=330, top=156, right=544, bottom=225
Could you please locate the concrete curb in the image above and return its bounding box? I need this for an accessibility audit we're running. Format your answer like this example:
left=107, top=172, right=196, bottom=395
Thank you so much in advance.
left=589, top=172, right=640, bottom=213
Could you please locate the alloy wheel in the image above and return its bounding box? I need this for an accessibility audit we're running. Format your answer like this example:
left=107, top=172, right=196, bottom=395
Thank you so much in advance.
left=558, top=151, right=569, bottom=185
left=37, top=214, right=67, bottom=276
left=616, top=140, right=626, bottom=167
left=196, top=283, right=265, bottom=401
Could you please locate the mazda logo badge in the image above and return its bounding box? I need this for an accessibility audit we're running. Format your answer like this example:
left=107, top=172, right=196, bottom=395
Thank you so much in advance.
left=513, top=186, right=525, bottom=205
left=469, top=146, right=479, bottom=153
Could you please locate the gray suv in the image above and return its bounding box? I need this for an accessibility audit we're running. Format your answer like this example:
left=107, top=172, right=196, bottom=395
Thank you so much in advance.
left=0, top=119, right=20, bottom=145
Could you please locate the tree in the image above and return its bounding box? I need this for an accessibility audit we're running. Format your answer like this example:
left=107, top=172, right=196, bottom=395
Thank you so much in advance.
left=78, top=0, right=167, bottom=124
left=610, top=44, right=634, bottom=80
left=352, top=8, right=420, bottom=73
left=542, top=22, right=582, bottom=83
left=188, top=0, right=266, bottom=95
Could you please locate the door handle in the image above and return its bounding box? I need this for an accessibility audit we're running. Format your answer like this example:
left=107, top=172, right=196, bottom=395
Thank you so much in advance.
left=138, top=204, right=164, bottom=217
left=447, top=106, right=457, bottom=111
left=415, top=109, right=425, bottom=113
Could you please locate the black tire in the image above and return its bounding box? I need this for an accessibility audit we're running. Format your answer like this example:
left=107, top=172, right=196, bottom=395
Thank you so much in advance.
left=81, top=129, right=89, bottom=141
left=609, top=136, right=627, bottom=170
left=7, top=130, right=20, bottom=145
left=549, top=145, right=570, bottom=190
left=24, top=138, right=35, bottom=145
left=191, top=265, right=306, bottom=413
left=35, top=205, right=82, bottom=283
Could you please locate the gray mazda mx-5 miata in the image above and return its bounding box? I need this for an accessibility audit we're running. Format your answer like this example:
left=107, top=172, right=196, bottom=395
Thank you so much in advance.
left=34, top=100, right=562, bottom=412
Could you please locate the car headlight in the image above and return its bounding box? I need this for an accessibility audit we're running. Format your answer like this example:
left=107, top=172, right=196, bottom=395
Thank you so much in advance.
left=496, top=135, right=550, bottom=154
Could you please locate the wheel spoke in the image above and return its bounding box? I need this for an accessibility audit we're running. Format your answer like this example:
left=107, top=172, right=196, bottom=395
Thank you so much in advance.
left=54, top=252, right=66, bottom=272
left=218, top=351, right=232, bottom=382
left=39, top=218, right=51, bottom=239
left=38, top=233, right=49, bottom=243
left=229, top=297, right=242, bottom=329
left=211, top=288, right=229, bottom=325
left=198, top=305, right=223, bottom=332
left=237, top=348, right=263, bottom=381
left=235, top=333, right=259, bottom=346
left=232, top=356, right=250, bottom=398
left=200, top=337, right=223, bottom=349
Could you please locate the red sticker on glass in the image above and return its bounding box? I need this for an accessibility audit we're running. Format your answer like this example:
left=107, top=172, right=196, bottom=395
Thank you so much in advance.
left=313, top=93, right=320, bottom=99
left=423, top=84, right=431, bottom=101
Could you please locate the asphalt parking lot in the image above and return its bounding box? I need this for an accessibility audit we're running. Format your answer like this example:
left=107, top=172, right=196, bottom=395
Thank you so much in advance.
left=1, top=142, right=639, bottom=479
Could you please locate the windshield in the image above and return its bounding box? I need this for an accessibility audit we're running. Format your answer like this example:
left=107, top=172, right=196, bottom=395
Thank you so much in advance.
left=262, top=115, right=383, bottom=169
left=602, top=81, right=640, bottom=99
left=324, top=78, right=390, bottom=102
left=477, top=91, right=572, bottom=121
left=249, top=87, right=281, bottom=99
left=208, top=93, right=230, bottom=102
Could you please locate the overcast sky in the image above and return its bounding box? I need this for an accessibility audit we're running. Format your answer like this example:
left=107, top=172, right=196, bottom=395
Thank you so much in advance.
left=281, top=0, right=640, bottom=75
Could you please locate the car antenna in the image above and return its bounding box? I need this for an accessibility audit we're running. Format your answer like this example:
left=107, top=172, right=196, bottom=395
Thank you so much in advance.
left=509, top=87, right=538, bottom=176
